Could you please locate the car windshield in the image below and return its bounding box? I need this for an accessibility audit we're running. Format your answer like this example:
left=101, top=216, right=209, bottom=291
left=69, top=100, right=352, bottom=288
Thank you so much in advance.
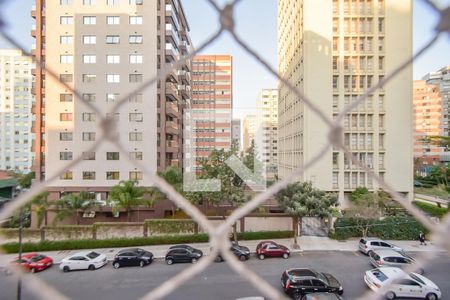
left=30, top=255, right=46, bottom=262
left=410, top=274, right=425, bottom=285
left=316, top=272, right=329, bottom=284
left=360, top=238, right=367, bottom=244
left=86, top=252, right=100, bottom=259
left=371, top=269, right=388, bottom=282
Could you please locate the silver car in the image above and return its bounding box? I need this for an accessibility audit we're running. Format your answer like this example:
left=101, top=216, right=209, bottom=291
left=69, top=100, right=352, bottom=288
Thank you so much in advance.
left=359, top=237, right=403, bottom=255
left=369, top=249, right=424, bottom=274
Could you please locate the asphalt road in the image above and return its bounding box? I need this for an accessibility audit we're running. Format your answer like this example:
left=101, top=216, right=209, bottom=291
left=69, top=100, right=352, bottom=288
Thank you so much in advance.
left=1, top=251, right=449, bottom=300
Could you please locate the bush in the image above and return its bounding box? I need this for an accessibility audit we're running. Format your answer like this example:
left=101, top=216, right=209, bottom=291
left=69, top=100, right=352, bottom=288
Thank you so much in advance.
left=330, top=216, right=425, bottom=240
left=0, top=230, right=294, bottom=254
left=413, top=201, right=448, bottom=218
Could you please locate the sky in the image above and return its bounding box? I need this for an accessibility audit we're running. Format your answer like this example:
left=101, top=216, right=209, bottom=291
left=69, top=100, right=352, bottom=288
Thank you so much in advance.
left=0, top=0, right=449, bottom=121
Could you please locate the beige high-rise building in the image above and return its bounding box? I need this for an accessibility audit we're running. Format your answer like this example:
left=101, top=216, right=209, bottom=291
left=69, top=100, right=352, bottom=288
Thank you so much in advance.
left=31, top=0, right=192, bottom=198
left=278, top=0, right=413, bottom=202
left=256, top=89, right=279, bottom=180
left=243, top=114, right=256, bottom=152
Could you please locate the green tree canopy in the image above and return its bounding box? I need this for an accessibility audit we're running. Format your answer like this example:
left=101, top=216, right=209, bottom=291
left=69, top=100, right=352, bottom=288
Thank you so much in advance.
left=108, top=180, right=145, bottom=222
left=54, top=191, right=93, bottom=225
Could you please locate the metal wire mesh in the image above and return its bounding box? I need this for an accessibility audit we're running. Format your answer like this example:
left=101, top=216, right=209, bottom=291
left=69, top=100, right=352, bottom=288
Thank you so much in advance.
left=0, top=0, right=449, bottom=299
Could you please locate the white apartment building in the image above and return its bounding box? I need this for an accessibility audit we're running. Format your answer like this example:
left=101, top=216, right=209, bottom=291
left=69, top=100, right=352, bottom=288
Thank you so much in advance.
left=0, top=50, right=34, bottom=173
left=278, top=0, right=413, bottom=202
left=243, top=114, right=256, bottom=152
left=255, top=89, right=278, bottom=180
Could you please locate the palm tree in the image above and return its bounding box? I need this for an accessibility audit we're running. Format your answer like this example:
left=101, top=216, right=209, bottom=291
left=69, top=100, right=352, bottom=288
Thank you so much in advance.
left=54, top=191, right=94, bottom=225
left=108, top=180, right=145, bottom=222
left=31, top=191, right=49, bottom=228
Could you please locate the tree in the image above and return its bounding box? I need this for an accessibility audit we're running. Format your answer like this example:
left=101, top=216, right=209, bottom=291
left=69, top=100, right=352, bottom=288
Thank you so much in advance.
left=31, top=191, right=49, bottom=228
left=276, top=182, right=339, bottom=248
left=151, top=167, right=185, bottom=218
left=108, top=180, right=145, bottom=222
left=19, top=172, right=35, bottom=189
left=54, top=191, right=93, bottom=225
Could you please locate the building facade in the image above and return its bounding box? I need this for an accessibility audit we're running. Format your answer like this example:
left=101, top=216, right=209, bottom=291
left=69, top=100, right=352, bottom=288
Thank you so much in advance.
left=0, top=50, right=34, bottom=173
left=243, top=114, right=256, bottom=152
left=31, top=0, right=192, bottom=198
left=255, top=89, right=279, bottom=180
left=278, top=0, right=413, bottom=202
left=231, top=118, right=241, bottom=151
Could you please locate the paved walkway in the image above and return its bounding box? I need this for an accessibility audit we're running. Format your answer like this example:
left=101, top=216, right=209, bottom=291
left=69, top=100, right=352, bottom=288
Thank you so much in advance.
left=0, top=236, right=442, bottom=265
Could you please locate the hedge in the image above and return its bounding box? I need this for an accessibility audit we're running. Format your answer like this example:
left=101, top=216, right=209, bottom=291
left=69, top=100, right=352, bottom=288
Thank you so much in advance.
left=413, top=201, right=449, bottom=218
left=145, top=219, right=197, bottom=235
left=0, top=230, right=294, bottom=254
left=330, top=216, right=425, bottom=240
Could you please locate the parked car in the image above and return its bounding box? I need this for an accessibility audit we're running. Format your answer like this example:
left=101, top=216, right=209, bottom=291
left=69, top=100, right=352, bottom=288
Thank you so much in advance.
left=256, top=241, right=290, bottom=259
left=301, top=293, right=344, bottom=300
left=281, top=268, right=343, bottom=299
left=165, top=245, right=203, bottom=265
left=215, top=244, right=251, bottom=262
left=359, top=238, right=403, bottom=255
left=14, top=253, right=53, bottom=273
left=369, top=249, right=424, bottom=274
left=112, top=248, right=153, bottom=269
left=364, top=267, right=441, bottom=300
left=59, top=251, right=107, bottom=272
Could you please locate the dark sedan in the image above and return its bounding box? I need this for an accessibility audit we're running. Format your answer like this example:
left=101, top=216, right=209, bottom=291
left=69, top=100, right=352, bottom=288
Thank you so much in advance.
left=112, top=248, right=153, bottom=269
left=215, top=244, right=251, bottom=262
left=165, top=245, right=203, bottom=265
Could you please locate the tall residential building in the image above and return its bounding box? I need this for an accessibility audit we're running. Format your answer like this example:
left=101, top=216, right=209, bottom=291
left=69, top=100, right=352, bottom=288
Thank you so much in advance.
left=413, top=80, right=443, bottom=164
left=255, top=89, right=279, bottom=180
left=31, top=0, right=192, bottom=198
left=231, top=119, right=241, bottom=150
left=243, top=114, right=256, bottom=152
left=0, top=50, right=34, bottom=173
left=278, top=0, right=413, bottom=202
left=190, top=55, right=233, bottom=172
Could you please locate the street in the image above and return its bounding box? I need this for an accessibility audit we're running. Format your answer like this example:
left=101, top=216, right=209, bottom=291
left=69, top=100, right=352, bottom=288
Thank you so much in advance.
left=0, top=251, right=449, bottom=300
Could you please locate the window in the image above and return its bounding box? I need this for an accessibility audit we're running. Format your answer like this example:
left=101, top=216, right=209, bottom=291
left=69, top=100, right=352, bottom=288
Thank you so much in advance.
left=82, top=113, right=96, bottom=122
left=83, top=16, right=96, bottom=25
left=60, top=35, right=73, bottom=44
left=83, top=172, right=96, bottom=180
left=106, top=113, right=120, bottom=121
left=130, top=151, right=143, bottom=160
left=107, top=172, right=120, bottom=180
left=60, top=55, right=73, bottom=64
left=106, top=16, right=120, bottom=25
left=129, top=74, right=143, bottom=83
left=60, top=171, right=73, bottom=180
left=129, top=132, right=143, bottom=141
left=60, top=74, right=73, bottom=83
left=107, top=55, right=120, bottom=64
left=129, top=55, right=143, bottom=64
left=129, top=171, right=143, bottom=180
left=130, top=0, right=143, bottom=4
left=106, top=35, right=120, bottom=44
left=84, top=0, right=96, bottom=4
left=106, top=93, right=119, bottom=103
left=83, top=55, right=96, bottom=64
left=129, top=113, right=143, bottom=122
left=82, top=152, right=96, bottom=160
left=129, top=94, right=143, bottom=102
left=107, top=0, right=119, bottom=4
left=107, top=74, right=120, bottom=83
left=60, top=16, right=73, bottom=25
left=129, top=16, right=143, bottom=24
left=83, top=74, right=96, bottom=83
left=83, top=35, right=96, bottom=44
left=60, top=132, right=73, bottom=141
left=107, top=152, right=120, bottom=160
left=60, top=0, right=73, bottom=4
left=82, top=132, right=96, bottom=141
left=83, top=94, right=96, bottom=102
left=129, top=35, right=143, bottom=44
left=60, top=152, right=73, bottom=160
left=60, top=94, right=73, bottom=102
left=60, top=113, right=73, bottom=121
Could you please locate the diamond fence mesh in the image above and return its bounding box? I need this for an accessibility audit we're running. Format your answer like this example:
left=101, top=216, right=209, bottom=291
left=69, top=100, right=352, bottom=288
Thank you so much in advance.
left=0, top=0, right=449, bottom=299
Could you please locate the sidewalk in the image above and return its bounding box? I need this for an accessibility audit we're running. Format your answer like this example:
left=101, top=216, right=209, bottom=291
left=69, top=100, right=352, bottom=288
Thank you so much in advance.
left=0, top=236, right=443, bottom=265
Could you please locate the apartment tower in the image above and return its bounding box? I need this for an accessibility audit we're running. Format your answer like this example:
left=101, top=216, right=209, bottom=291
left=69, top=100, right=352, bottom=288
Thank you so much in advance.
left=278, top=0, right=413, bottom=202
left=31, top=0, right=192, bottom=198
left=231, top=119, right=241, bottom=151
left=0, top=50, right=34, bottom=173
left=255, top=89, right=279, bottom=180
left=243, top=114, right=256, bottom=152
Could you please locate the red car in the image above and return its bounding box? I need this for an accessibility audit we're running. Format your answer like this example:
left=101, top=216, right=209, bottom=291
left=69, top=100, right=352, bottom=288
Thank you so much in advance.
left=14, top=253, right=53, bottom=273
left=256, top=241, right=290, bottom=260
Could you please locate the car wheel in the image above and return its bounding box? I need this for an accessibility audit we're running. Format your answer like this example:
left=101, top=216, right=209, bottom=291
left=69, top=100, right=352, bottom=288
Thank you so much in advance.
left=385, top=291, right=396, bottom=300
left=282, top=253, right=289, bottom=259
left=139, top=261, right=145, bottom=268
left=166, top=259, right=173, bottom=265
left=258, top=254, right=265, bottom=260
left=191, top=258, right=198, bottom=264
left=292, top=292, right=302, bottom=300
left=215, top=256, right=222, bottom=263
left=88, top=265, right=95, bottom=271
left=113, top=262, right=120, bottom=269
left=239, top=255, right=246, bottom=261
left=425, top=293, right=438, bottom=300
left=63, top=266, right=70, bottom=273
left=367, top=250, right=374, bottom=256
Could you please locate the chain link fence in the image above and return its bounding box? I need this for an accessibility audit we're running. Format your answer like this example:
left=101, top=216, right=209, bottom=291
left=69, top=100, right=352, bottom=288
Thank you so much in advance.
left=0, top=0, right=449, bottom=299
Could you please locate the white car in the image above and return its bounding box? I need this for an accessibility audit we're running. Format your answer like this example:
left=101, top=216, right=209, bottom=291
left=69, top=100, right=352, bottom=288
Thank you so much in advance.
left=364, top=267, right=441, bottom=300
left=59, top=251, right=107, bottom=272
left=359, top=237, right=403, bottom=255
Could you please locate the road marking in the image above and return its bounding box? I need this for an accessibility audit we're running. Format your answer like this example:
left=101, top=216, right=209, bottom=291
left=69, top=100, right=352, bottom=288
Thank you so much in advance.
left=353, top=252, right=360, bottom=257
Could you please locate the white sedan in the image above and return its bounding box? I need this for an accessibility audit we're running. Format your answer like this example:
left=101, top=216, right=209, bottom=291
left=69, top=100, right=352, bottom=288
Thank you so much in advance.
left=59, top=251, right=107, bottom=272
left=364, top=267, right=441, bottom=300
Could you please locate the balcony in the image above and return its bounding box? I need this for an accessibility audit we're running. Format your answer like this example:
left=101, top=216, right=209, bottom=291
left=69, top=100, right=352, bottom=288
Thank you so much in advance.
left=165, top=43, right=179, bottom=61
left=165, top=23, right=180, bottom=45
left=166, top=140, right=179, bottom=151
left=177, top=70, right=190, bottom=84
left=166, top=101, right=179, bottom=117
left=165, top=82, right=179, bottom=101
left=169, top=159, right=179, bottom=167
left=166, top=121, right=179, bottom=134
left=178, top=84, right=190, bottom=99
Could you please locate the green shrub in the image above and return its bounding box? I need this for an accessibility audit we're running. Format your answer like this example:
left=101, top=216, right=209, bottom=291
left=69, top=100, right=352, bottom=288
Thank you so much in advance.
left=413, top=201, right=448, bottom=218
left=145, top=219, right=196, bottom=235
left=237, top=230, right=294, bottom=240
left=330, top=216, right=425, bottom=240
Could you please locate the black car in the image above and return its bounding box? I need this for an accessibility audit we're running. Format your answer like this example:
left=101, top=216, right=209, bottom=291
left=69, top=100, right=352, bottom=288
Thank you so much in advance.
left=281, top=268, right=343, bottom=300
left=301, top=293, right=344, bottom=300
left=165, top=245, right=203, bottom=265
left=112, top=248, right=153, bottom=269
left=215, top=244, right=251, bottom=262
